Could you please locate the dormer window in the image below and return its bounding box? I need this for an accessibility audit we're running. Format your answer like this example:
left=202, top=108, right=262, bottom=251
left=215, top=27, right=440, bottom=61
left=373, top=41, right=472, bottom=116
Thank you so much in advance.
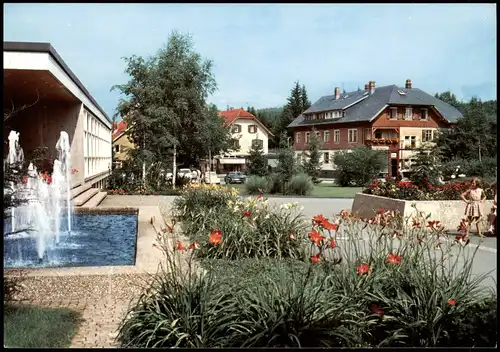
left=231, top=124, right=242, bottom=133
left=421, top=108, right=428, bottom=120
left=248, top=124, right=257, bottom=133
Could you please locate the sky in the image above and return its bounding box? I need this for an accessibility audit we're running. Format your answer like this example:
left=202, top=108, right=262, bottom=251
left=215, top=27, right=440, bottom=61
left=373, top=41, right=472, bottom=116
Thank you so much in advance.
left=4, top=3, right=497, bottom=120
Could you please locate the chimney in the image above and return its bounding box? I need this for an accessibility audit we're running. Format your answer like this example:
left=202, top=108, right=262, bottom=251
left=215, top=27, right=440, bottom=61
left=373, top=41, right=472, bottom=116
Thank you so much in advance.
left=369, top=81, right=376, bottom=95
left=334, top=87, right=340, bottom=100
left=364, top=83, right=369, bottom=91
left=405, top=79, right=412, bottom=89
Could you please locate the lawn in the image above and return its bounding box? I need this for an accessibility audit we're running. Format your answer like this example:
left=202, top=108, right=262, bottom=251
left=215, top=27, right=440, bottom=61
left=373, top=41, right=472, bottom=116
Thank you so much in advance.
left=4, top=303, right=83, bottom=348
left=224, top=182, right=362, bottom=198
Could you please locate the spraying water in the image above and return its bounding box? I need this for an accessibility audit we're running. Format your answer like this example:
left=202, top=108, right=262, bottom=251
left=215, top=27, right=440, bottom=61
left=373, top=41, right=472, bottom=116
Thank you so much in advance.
left=56, top=131, right=72, bottom=233
left=4, top=130, right=74, bottom=262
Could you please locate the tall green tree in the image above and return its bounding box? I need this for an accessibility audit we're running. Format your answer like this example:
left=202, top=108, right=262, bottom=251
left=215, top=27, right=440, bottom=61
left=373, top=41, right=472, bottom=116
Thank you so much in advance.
left=112, top=31, right=232, bottom=188
left=434, top=91, right=465, bottom=112
left=272, top=132, right=300, bottom=193
left=246, top=138, right=268, bottom=177
left=435, top=97, right=497, bottom=162
left=301, top=84, right=311, bottom=111
left=302, top=130, right=322, bottom=183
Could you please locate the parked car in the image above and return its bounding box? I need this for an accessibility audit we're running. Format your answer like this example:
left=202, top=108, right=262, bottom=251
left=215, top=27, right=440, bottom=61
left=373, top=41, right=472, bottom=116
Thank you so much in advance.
left=204, top=171, right=220, bottom=184
left=178, top=168, right=192, bottom=180
left=224, top=171, right=246, bottom=184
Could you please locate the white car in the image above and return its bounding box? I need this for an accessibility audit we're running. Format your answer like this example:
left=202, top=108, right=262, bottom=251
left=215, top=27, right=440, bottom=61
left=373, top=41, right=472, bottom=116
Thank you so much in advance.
left=178, top=168, right=192, bottom=180
left=204, top=171, right=220, bottom=184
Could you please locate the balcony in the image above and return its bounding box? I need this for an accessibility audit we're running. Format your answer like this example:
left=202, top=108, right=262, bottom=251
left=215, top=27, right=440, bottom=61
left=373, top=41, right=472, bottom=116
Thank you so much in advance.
left=367, top=138, right=400, bottom=145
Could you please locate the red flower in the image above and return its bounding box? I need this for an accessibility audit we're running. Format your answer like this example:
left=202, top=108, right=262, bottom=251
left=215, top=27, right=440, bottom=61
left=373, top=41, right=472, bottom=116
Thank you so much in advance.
left=455, top=234, right=470, bottom=246
left=322, top=220, right=338, bottom=231
left=427, top=220, right=442, bottom=231
left=356, top=263, right=371, bottom=275
left=376, top=208, right=386, bottom=215
left=23, top=177, right=28, bottom=184
left=257, top=194, right=263, bottom=199
left=457, top=219, right=468, bottom=234
left=386, top=252, right=402, bottom=265
left=175, top=241, right=186, bottom=251
left=339, top=210, right=350, bottom=219
left=412, top=219, right=421, bottom=228
left=313, top=214, right=327, bottom=226
left=166, top=224, right=173, bottom=232
left=188, top=240, right=200, bottom=250
left=308, top=230, right=325, bottom=246
left=448, top=299, right=456, bottom=306
left=71, top=168, right=79, bottom=174
left=289, top=233, right=296, bottom=241
left=311, top=253, right=321, bottom=263
left=371, top=304, right=384, bottom=316
left=208, top=229, right=223, bottom=246
left=329, top=238, right=336, bottom=249
left=241, top=211, right=251, bottom=218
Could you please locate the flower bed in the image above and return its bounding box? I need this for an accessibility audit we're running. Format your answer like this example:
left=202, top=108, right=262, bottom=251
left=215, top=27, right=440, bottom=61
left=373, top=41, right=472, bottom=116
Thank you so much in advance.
left=116, top=187, right=497, bottom=348
left=364, top=178, right=494, bottom=201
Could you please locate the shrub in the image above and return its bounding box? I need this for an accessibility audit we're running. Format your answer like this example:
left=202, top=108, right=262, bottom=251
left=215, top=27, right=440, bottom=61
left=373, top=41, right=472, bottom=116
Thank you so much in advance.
left=364, top=178, right=494, bottom=201
left=439, top=157, right=497, bottom=180
left=287, top=172, right=314, bottom=196
left=245, top=176, right=269, bottom=195
left=172, top=183, right=239, bottom=222
left=334, top=147, right=387, bottom=187
left=182, top=197, right=309, bottom=260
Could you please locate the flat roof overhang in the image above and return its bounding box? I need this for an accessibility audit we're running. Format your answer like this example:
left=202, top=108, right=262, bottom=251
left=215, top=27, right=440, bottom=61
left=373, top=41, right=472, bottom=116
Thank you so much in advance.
left=3, top=41, right=111, bottom=128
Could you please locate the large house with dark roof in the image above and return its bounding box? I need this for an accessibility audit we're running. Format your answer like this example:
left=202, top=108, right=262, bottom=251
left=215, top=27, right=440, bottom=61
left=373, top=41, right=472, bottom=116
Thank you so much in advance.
left=216, top=108, right=273, bottom=173
left=288, top=80, right=463, bottom=178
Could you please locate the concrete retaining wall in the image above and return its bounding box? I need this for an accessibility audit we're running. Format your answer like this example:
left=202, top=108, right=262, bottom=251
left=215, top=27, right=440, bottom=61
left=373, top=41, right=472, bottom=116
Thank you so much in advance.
left=351, top=193, right=494, bottom=230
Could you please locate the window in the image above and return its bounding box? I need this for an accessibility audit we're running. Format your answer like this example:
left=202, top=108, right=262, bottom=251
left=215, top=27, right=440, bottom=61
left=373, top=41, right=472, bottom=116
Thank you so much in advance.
left=305, top=132, right=310, bottom=143
left=364, top=128, right=371, bottom=140
left=421, top=108, right=428, bottom=120
left=83, top=109, right=112, bottom=179
left=323, top=152, right=330, bottom=164
left=251, top=139, right=263, bottom=149
left=315, top=131, right=320, bottom=138
left=323, top=130, right=330, bottom=142
left=432, top=129, right=439, bottom=140
left=375, top=131, right=382, bottom=139
left=342, top=111, right=346, bottom=117
left=390, top=107, right=398, bottom=120
left=334, top=129, right=340, bottom=144
left=348, top=129, right=358, bottom=143
left=405, top=107, right=413, bottom=120
left=232, top=124, right=241, bottom=133
left=422, top=129, right=433, bottom=142
left=404, top=135, right=417, bottom=148
left=248, top=125, right=257, bottom=133
left=232, top=139, right=240, bottom=149
left=295, top=132, right=301, bottom=144
left=114, top=144, right=120, bottom=153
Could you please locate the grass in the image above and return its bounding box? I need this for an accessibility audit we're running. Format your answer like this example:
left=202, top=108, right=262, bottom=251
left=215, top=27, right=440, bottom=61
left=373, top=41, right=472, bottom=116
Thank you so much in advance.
left=224, top=182, right=362, bottom=198
left=4, top=303, right=83, bottom=348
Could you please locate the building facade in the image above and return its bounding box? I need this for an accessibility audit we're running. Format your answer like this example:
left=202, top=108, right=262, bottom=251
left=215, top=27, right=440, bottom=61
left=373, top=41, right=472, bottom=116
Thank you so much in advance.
left=288, top=80, right=462, bottom=177
left=4, top=41, right=112, bottom=205
left=216, top=108, right=273, bottom=173
left=112, top=120, right=134, bottom=168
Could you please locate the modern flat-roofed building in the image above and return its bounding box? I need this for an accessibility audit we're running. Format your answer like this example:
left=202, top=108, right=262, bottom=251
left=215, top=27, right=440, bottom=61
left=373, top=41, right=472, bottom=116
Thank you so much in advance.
left=3, top=41, right=112, bottom=206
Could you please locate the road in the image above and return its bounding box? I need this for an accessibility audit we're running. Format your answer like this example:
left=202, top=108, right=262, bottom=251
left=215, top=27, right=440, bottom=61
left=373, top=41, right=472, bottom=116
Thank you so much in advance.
left=101, top=195, right=497, bottom=289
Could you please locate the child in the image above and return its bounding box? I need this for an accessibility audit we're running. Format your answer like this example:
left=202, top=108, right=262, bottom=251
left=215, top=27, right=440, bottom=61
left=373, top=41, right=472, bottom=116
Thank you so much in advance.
left=461, top=178, right=486, bottom=237
left=486, top=182, right=496, bottom=236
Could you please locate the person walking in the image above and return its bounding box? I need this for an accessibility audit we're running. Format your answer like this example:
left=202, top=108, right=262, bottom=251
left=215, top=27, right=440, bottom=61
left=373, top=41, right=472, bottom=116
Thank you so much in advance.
left=461, top=178, right=487, bottom=237
left=486, top=181, right=496, bottom=236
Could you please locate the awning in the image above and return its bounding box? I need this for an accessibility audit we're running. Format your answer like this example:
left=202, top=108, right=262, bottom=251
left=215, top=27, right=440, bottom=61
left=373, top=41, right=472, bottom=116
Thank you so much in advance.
left=218, top=158, right=246, bottom=165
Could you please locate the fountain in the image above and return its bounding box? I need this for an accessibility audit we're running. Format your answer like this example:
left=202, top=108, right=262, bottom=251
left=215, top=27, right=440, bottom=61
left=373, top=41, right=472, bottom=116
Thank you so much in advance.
left=5, top=130, right=74, bottom=262
left=4, top=130, right=139, bottom=269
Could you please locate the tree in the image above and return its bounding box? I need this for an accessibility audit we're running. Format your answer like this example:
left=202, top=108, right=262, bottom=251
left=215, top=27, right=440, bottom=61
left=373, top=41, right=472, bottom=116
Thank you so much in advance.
left=435, top=97, right=497, bottom=162
left=302, top=130, right=322, bottom=183
left=246, top=138, right=268, bottom=177
left=408, top=148, right=442, bottom=189
left=434, top=91, right=464, bottom=112
left=271, top=132, right=301, bottom=194
left=333, top=147, right=387, bottom=187
left=112, top=31, right=231, bottom=188
left=274, top=81, right=311, bottom=147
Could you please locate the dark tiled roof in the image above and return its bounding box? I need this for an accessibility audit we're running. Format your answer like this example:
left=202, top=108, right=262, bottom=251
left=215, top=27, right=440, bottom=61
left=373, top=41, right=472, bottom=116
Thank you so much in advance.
left=288, top=84, right=463, bottom=128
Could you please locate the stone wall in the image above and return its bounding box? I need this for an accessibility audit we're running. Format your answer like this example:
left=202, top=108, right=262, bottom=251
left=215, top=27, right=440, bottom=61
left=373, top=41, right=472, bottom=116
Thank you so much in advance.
left=352, top=193, right=494, bottom=230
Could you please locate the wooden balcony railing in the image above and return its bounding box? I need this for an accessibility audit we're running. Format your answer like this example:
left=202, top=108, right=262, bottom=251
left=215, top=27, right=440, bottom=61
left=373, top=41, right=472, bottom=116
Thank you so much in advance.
left=366, top=138, right=399, bottom=145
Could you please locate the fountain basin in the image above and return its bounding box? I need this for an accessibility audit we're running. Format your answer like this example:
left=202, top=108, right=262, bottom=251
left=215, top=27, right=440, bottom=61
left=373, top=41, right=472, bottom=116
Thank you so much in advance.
left=4, top=208, right=138, bottom=269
